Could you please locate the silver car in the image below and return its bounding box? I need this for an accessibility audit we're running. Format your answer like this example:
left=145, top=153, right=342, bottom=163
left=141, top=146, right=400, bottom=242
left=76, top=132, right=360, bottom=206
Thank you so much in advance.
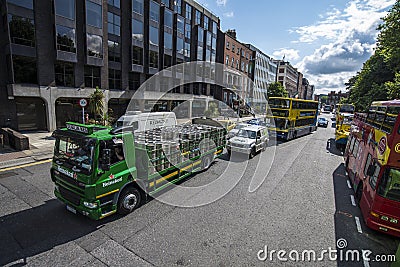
left=226, top=125, right=269, bottom=158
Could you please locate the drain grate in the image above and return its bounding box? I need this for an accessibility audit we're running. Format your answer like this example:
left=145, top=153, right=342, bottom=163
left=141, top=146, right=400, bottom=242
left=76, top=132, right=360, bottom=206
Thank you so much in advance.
left=0, top=172, right=18, bottom=179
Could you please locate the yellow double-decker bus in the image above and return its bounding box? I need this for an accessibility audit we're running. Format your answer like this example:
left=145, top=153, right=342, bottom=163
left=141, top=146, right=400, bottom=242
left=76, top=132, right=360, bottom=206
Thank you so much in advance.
left=335, top=103, right=355, bottom=150
left=266, top=97, right=318, bottom=140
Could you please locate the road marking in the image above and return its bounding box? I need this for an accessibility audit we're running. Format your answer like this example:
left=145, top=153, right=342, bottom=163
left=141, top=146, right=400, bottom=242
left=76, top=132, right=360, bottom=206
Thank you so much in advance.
left=0, top=159, right=52, bottom=172
left=350, top=195, right=356, bottom=206
left=347, top=180, right=352, bottom=189
left=362, top=250, right=371, bottom=267
left=355, top=216, right=363, bottom=233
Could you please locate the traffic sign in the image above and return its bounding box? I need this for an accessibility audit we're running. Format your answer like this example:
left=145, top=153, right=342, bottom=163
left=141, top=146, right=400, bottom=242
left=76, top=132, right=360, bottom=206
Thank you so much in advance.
left=79, top=99, right=87, bottom=107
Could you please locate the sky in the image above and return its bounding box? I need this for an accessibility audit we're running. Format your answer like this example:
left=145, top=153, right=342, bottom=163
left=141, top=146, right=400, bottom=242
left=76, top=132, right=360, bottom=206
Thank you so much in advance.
left=198, top=0, right=396, bottom=95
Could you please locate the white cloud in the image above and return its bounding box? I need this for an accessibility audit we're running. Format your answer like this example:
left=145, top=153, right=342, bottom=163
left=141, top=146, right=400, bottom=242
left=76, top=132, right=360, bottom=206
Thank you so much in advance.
left=223, top=11, right=234, bottom=18
left=216, top=0, right=227, bottom=7
left=272, top=48, right=300, bottom=61
left=293, top=0, right=395, bottom=94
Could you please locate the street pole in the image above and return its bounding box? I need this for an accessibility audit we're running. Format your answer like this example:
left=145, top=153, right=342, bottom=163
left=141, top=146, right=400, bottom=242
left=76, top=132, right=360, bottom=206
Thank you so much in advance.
left=82, top=107, right=85, bottom=124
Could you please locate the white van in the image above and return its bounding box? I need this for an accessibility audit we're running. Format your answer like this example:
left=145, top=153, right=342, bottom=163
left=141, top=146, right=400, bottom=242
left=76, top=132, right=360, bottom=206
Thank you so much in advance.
left=114, top=111, right=177, bottom=133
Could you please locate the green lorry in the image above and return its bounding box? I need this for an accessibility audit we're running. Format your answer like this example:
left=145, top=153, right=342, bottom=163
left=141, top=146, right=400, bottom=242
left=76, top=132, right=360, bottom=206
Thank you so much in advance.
left=50, top=121, right=226, bottom=220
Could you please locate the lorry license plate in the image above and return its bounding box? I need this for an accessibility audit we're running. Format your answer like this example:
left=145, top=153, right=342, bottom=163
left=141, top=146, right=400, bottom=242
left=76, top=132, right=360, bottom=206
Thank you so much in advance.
left=66, top=205, right=77, bottom=214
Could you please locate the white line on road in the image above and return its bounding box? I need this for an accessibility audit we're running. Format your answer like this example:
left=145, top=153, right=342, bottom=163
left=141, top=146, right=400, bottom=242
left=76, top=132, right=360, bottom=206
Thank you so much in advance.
left=347, top=180, right=352, bottom=189
left=362, top=251, right=371, bottom=267
left=355, top=216, right=363, bottom=233
left=350, top=195, right=356, bottom=206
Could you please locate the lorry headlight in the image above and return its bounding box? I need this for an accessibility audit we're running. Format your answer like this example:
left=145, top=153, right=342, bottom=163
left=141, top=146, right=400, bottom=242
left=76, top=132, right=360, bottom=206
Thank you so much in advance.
left=83, top=201, right=98, bottom=209
left=55, top=185, right=59, bottom=192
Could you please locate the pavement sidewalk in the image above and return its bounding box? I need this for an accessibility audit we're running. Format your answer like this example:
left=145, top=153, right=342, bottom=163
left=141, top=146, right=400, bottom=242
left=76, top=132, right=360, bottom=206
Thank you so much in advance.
left=0, top=132, right=55, bottom=170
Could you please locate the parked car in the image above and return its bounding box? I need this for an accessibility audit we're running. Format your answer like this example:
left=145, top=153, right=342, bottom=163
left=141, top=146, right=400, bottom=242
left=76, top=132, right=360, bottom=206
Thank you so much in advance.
left=227, top=125, right=269, bottom=158
left=227, top=123, right=248, bottom=139
left=317, top=117, right=328, bottom=127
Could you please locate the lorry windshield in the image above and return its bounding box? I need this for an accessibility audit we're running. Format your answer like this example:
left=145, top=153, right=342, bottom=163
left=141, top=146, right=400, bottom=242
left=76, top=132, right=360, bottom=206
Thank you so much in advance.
left=237, top=129, right=256, bottom=139
left=377, top=168, right=400, bottom=203
left=54, top=136, right=95, bottom=174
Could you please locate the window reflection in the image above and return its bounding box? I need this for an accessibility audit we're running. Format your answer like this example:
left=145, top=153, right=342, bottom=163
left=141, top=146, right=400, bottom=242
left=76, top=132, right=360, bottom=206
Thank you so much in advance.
left=7, top=0, right=33, bottom=9
left=87, top=33, right=103, bottom=58
left=12, top=55, right=37, bottom=84
left=8, top=14, right=35, bottom=47
left=149, top=26, right=159, bottom=45
left=56, top=25, right=76, bottom=52
left=132, top=19, right=143, bottom=41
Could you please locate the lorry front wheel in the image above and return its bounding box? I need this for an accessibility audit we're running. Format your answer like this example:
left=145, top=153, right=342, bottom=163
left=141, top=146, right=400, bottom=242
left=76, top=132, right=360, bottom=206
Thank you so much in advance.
left=117, top=187, right=141, bottom=215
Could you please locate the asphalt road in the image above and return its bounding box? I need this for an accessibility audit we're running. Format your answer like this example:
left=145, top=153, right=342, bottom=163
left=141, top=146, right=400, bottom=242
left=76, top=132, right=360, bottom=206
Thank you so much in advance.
left=0, top=114, right=398, bottom=266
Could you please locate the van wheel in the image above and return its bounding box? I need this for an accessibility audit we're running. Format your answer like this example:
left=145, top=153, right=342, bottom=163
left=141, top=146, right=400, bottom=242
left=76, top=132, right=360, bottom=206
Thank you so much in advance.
left=262, top=141, right=267, bottom=152
left=117, top=187, right=141, bottom=215
left=249, top=147, right=256, bottom=159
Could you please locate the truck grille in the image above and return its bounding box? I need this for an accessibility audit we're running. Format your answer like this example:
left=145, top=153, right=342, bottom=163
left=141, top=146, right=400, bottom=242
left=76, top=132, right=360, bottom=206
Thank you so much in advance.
left=231, top=143, right=247, bottom=148
left=59, top=187, right=81, bottom=206
left=57, top=173, right=85, bottom=191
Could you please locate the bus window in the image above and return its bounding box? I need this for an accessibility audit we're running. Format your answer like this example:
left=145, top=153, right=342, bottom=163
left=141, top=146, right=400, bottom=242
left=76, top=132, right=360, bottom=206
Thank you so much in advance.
left=383, top=106, right=400, bottom=133
left=369, top=164, right=381, bottom=190
left=377, top=168, right=400, bottom=202
left=367, top=106, right=377, bottom=125
left=363, top=154, right=372, bottom=176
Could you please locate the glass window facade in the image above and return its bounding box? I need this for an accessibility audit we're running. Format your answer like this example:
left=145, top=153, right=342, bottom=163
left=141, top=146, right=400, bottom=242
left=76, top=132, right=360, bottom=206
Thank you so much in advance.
left=204, top=16, right=209, bottom=30
left=197, top=46, right=203, bottom=61
left=206, top=32, right=211, bottom=46
left=55, top=0, right=75, bottom=19
left=195, top=10, right=201, bottom=25
left=149, top=51, right=158, bottom=68
left=185, top=4, right=191, bottom=20
left=109, top=69, right=121, bottom=89
left=149, top=1, right=159, bottom=22
left=55, top=61, right=74, bottom=87
left=107, top=0, right=120, bottom=8
left=164, top=9, right=173, bottom=28
left=86, top=0, right=102, bottom=28
left=164, top=32, right=172, bottom=49
left=12, top=55, right=37, bottom=84
left=108, top=40, right=120, bottom=62
left=184, top=42, right=190, bottom=58
left=161, top=0, right=169, bottom=7
left=149, top=26, right=159, bottom=45
left=185, top=23, right=191, bottom=39
left=132, top=46, right=143, bottom=65
left=177, top=17, right=184, bottom=33
left=7, top=0, right=33, bottom=9
left=164, top=54, right=172, bottom=68
left=108, top=12, right=120, bottom=36
left=56, top=25, right=76, bottom=52
left=84, top=66, right=101, bottom=88
left=198, top=28, right=203, bottom=43
left=132, top=19, right=143, bottom=41
left=174, top=0, right=181, bottom=14
left=132, top=0, right=143, bottom=14
left=87, top=33, right=103, bottom=58
left=8, top=14, right=35, bottom=47
left=176, top=37, right=184, bottom=54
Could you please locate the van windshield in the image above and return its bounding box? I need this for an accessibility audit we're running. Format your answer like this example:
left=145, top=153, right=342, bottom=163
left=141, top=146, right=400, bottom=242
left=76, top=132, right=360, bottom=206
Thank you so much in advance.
left=237, top=129, right=256, bottom=139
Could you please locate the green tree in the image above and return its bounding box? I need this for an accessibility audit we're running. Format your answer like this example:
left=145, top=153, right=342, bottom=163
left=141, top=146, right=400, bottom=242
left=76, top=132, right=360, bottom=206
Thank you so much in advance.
left=267, top=82, right=288, bottom=98
left=346, top=0, right=400, bottom=111
left=89, top=86, right=105, bottom=124
left=320, top=95, right=328, bottom=105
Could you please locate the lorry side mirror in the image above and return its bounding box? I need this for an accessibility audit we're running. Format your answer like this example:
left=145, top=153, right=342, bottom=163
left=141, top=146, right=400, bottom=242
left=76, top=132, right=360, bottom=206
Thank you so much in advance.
left=367, top=165, right=376, bottom=176
left=102, top=148, right=111, bottom=171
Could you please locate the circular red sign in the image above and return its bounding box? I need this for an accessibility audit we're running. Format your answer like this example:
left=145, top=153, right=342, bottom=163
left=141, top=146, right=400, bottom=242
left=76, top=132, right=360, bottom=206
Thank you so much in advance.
left=378, top=136, right=387, bottom=155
